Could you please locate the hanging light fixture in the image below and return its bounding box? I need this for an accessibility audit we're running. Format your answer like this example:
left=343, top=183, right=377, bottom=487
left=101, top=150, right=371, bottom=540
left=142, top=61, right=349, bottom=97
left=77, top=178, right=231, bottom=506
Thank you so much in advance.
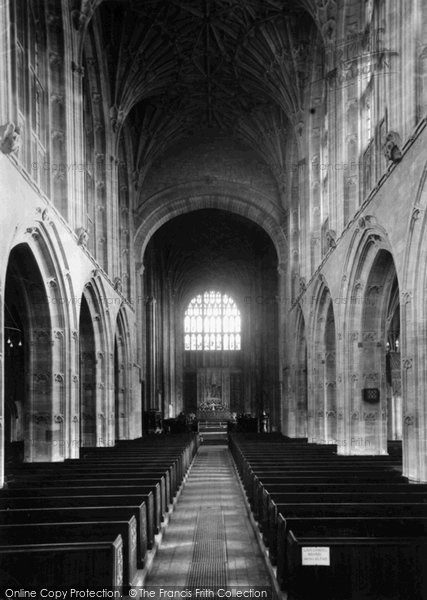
left=4, top=300, right=24, bottom=351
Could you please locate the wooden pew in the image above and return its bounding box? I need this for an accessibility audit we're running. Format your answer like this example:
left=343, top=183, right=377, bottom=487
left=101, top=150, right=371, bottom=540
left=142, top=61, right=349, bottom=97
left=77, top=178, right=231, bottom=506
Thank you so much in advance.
left=258, top=480, right=427, bottom=521
left=264, top=487, right=427, bottom=561
left=275, top=508, right=427, bottom=592
left=0, top=520, right=137, bottom=588
left=11, top=463, right=174, bottom=505
left=284, top=521, right=427, bottom=600
left=0, top=433, right=199, bottom=590
left=246, top=471, right=406, bottom=508
left=0, top=505, right=147, bottom=568
left=8, top=475, right=168, bottom=523
left=3, top=483, right=162, bottom=535
left=0, top=493, right=154, bottom=549
left=0, top=529, right=123, bottom=589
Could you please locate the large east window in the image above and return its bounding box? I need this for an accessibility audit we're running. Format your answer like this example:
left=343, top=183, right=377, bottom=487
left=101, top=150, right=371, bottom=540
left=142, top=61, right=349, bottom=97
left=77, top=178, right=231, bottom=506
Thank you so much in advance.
left=184, top=291, right=241, bottom=351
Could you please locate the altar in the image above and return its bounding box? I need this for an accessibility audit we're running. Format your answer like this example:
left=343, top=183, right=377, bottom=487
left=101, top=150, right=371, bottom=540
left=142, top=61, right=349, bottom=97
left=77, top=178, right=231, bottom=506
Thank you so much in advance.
left=196, top=368, right=231, bottom=421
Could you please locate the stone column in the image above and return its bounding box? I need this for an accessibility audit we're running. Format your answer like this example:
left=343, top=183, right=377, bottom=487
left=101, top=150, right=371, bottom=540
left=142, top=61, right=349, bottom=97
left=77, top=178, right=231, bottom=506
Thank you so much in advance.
left=146, top=297, right=157, bottom=410
left=277, top=262, right=287, bottom=433
left=68, top=61, right=86, bottom=230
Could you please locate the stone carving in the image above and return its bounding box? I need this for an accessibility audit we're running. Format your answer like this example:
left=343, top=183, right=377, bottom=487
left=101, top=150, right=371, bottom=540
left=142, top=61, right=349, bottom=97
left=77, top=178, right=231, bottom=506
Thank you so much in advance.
left=32, top=412, right=50, bottom=424
left=114, top=277, right=123, bottom=293
left=77, top=227, right=89, bottom=247
left=362, top=331, right=376, bottom=342
left=411, top=207, right=421, bottom=223
left=401, top=291, right=412, bottom=305
left=363, top=372, right=379, bottom=382
left=325, top=229, right=337, bottom=249
left=0, top=122, right=21, bottom=154
left=33, top=372, right=50, bottom=383
left=363, top=412, right=378, bottom=421
left=26, top=227, right=40, bottom=240
left=383, top=131, right=402, bottom=162
left=403, top=358, right=413, bottom=370
left=54, top=415, right=64, bottom=423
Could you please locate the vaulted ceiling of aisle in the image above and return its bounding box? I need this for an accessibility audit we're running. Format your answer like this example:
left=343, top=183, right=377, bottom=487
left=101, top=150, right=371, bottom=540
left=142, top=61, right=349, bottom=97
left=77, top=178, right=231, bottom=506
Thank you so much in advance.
left=79, top=0, right=327, bottom=196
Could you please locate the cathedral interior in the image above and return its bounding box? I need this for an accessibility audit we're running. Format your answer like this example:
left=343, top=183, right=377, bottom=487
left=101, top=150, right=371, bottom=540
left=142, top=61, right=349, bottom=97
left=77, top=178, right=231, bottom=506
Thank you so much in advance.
left=0, top=0, right=427, bottom=597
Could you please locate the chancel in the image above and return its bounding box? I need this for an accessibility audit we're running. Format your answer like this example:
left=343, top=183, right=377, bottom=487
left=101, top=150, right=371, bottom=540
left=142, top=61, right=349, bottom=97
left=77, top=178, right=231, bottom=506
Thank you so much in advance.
left=0, top=1, right=426, bottom=598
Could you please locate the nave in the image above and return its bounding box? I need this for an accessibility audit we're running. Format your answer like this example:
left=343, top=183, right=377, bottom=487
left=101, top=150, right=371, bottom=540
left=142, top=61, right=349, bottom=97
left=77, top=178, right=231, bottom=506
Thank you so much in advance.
left=144, top=445, right=272, bottom=591
left=2, top=428, right=427, bottom=600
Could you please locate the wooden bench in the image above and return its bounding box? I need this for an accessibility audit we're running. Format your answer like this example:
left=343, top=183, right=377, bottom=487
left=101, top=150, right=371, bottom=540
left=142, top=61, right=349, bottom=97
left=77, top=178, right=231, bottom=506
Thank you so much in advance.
left=257, top=483, right=427, bottom=550
left=0, top=529, right=124, bottom=589
left=0, top=433, right=199, bottom=590
left=0, top=519, right=137, bottom=587
left=276, top=509, right=427, bottom=592
left=284, top=521, right=427, bottom=600
left=0, top=493, right=154, bottom=549
left=10, top=465, right=173, bottom=506
left=0, top=505, right=147, bottom=568
left=8, top=475, right=168, bottom=523
left=3, top=483, right=162, bottom=535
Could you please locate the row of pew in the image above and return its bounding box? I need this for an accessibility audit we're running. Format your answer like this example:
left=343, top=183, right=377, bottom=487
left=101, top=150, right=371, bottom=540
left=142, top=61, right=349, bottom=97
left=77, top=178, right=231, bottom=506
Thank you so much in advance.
left=0, top=433, right=199, bottom=591
left=229, top=433, right=427, bottom=600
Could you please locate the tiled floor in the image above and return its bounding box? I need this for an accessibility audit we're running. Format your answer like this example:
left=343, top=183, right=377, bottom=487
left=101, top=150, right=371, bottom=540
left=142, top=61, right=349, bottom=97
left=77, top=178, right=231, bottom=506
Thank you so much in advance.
left=144, top=445, right=272, bottom=589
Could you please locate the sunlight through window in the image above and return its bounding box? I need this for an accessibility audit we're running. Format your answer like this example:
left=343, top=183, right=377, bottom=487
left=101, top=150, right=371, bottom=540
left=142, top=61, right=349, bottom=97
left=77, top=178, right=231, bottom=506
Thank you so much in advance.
left=184, top=291, right=241, bottom=351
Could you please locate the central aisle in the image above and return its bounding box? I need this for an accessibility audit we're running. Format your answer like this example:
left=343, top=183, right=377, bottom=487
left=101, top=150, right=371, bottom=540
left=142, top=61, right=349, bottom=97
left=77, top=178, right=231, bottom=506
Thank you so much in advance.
left=145, top=445, right=272, bottom=590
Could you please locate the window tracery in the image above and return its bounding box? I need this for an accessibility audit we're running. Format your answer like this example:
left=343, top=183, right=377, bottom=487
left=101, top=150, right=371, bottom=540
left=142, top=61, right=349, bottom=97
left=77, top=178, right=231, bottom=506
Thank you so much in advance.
left=184, top=291, right=241, bottom=351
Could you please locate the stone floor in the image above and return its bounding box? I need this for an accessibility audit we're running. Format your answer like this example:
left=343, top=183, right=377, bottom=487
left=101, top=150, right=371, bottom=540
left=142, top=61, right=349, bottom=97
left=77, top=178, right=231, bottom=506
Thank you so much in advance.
left=143, top=445, right=273, bottom=593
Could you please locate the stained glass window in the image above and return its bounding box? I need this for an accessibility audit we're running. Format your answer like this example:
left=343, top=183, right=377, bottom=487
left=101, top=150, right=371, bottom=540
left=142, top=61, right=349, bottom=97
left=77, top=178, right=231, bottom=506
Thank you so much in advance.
left=184, top=291, right=241, bottom=351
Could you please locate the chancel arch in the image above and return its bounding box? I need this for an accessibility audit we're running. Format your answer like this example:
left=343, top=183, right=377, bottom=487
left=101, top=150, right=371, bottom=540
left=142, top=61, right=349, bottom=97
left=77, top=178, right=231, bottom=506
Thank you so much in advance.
left=142, top=208, right=279, bottom=426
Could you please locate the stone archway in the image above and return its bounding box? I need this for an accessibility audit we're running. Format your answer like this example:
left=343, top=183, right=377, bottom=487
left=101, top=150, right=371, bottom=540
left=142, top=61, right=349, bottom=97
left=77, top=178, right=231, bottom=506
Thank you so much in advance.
left=385, top=275, right=402, bottom=441
left=79, top=295, right=96, bottom=447
left=4, top=244, right=54, bottom=463
left=78, top=280, right=112, bottom=448
left=294, top=306, right=308, bottom=438
left=310, top=286, right=337, bottom=444
left=114, top=307, right=131, bottom=440
left=345, top=247, right=398, bottom=455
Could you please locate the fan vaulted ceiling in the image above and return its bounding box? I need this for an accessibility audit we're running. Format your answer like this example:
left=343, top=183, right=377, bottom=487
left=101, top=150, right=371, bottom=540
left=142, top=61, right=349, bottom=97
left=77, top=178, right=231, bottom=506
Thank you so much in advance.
left=77, top=0, right=332, bottom=192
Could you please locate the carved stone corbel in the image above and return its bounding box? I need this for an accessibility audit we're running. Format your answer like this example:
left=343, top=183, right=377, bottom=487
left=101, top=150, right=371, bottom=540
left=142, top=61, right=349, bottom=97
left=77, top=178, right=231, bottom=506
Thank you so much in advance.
left=0, top=122, right=21, bottom=154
